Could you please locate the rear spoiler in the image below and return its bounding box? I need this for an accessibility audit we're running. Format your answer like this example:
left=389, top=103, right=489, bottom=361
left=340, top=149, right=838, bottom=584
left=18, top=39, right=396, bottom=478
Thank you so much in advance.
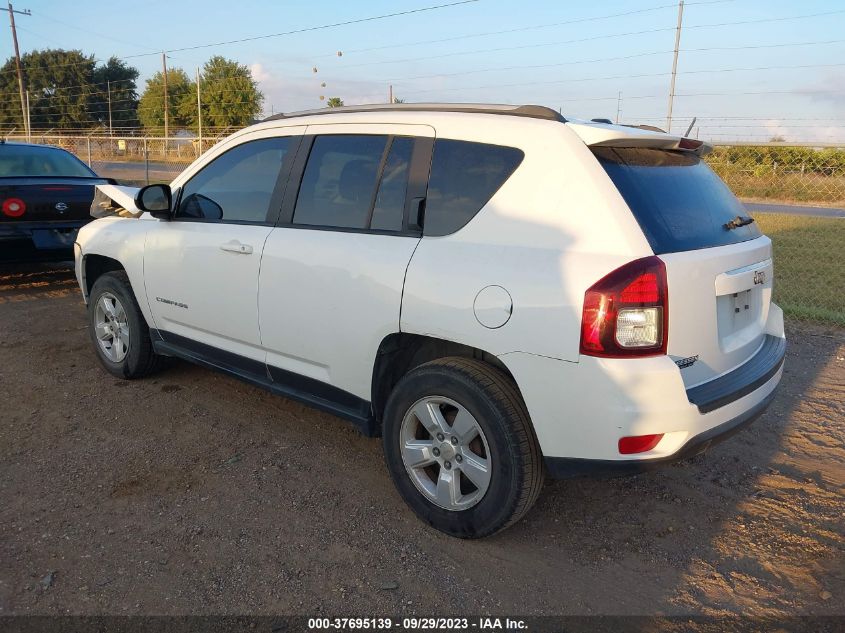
left=566, top=121, right=712, bottom=156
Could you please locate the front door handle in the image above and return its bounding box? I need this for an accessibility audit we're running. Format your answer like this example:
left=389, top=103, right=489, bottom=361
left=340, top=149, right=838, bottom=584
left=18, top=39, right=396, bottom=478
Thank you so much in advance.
left=219, top=240, right=253, bottom=255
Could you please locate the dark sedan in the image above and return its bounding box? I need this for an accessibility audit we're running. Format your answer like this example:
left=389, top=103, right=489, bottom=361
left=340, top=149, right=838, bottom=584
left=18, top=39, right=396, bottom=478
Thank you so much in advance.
left=0, top=141, right=112, bottom=261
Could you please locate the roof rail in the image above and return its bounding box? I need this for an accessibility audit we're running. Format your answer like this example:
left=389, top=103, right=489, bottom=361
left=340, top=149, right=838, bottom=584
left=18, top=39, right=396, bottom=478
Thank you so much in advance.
left=262, top=103, right=566, bottom=123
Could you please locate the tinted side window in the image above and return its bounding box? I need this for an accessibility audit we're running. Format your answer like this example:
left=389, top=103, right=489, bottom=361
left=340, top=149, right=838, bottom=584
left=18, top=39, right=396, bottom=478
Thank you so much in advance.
left=424, top=140, right=524, bottom=236
left=371, top=137, right=414, bottom=232
left=293, top=135, right=387, bottom=229
left=177, top=137, right=290, bottom=223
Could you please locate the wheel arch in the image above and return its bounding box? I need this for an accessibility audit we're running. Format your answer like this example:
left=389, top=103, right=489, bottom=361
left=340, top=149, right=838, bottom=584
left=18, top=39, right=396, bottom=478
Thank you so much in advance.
left=82, top=254, right=125, bottom=301
left=371, top=332, right=523, bottom=427
left=82, top=252, right=157, bottom=330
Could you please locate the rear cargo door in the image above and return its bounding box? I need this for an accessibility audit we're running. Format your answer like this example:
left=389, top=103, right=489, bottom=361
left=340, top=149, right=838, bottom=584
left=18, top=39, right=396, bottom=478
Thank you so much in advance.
left=593, top=146, right=773, bottom=387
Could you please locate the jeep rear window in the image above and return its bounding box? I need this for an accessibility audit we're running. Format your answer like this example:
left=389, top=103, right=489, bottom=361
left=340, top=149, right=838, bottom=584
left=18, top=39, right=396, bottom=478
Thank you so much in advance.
left=424, top=140, right=523, bottom=236
left=593, top=147, right=762, bottom=254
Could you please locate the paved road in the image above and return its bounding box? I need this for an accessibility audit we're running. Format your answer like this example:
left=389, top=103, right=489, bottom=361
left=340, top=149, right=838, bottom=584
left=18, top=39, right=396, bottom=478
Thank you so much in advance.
left=95, top=160, right=186, bottom=185
left=744, top=202, right=845, bottom=218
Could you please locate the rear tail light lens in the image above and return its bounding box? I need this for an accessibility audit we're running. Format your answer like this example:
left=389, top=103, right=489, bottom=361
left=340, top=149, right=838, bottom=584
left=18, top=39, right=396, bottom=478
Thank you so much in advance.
left=619, top=434, right=664, bottom=454
left=615, top=308, right=661, bottom=348
left=2, top=198, right=26, bottom=218
left=580, top=256, right=668, bottom=357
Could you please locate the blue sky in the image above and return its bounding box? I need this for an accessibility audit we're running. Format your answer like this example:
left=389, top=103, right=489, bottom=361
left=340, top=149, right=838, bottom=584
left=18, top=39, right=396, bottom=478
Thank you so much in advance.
left=7, top=0, right=845, bottom=141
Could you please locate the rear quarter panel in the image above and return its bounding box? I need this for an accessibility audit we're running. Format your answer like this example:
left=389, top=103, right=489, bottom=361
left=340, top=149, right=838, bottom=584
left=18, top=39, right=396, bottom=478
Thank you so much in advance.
left=400, top=118, right=653, bottom=362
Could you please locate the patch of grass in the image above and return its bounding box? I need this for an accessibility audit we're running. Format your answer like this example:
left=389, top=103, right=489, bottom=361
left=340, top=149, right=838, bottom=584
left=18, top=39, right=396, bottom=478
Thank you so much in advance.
left=753, top=213, right=845, bottom=326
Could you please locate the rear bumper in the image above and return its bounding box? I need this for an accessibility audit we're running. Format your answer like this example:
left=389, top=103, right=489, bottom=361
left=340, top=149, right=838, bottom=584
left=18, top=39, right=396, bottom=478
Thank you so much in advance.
left=687, top=334, right=786, bottom=413
left=0, top=221, right=86, bottom=251
left=544, top=387, right=776, bottom=478
left=499, top=305, right=786, bottom=473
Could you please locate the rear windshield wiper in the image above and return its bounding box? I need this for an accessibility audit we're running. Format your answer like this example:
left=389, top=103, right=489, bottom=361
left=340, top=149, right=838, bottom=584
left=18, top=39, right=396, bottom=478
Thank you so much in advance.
left=724, top=215, right=755, bottom=230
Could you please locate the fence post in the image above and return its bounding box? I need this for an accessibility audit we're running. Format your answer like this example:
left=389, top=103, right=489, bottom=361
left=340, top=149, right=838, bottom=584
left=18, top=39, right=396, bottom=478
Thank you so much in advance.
left=143, top=137, right=150, bottom=186
left=86, top=137, right=92, bottom=168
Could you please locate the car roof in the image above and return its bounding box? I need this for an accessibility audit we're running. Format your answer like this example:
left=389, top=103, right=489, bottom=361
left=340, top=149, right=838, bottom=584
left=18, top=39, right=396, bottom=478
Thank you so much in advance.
left=262, top=103, right=566, bottom=123
left=0, top=141, right=68, bottom=152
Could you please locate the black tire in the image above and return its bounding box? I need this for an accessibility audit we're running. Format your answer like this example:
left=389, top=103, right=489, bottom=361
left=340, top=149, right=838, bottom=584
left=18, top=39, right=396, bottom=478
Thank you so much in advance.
left=382, top=357, right=544, bottom=538
left=87, top=270, right=161, bottom=379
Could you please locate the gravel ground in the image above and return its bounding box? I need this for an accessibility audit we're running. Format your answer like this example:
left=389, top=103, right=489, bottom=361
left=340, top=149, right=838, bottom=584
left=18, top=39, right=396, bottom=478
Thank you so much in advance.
left=0, top=262, right=842, bottom=617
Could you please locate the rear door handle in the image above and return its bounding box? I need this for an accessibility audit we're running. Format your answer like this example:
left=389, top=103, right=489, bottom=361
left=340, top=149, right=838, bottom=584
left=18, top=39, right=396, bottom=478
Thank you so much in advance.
left=219, top=240, right=253, bottom=255
left=408, top=196, right=426, bottom=232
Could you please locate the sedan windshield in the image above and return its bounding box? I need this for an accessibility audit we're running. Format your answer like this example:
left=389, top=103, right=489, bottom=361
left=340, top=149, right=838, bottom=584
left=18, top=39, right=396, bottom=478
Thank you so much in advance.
left=0, top=144, right=96, bottom=178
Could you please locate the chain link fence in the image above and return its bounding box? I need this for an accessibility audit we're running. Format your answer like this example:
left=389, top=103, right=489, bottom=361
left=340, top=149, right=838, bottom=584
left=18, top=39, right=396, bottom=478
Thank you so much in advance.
left=3, top=133, right=229, bottom=185
left=704, top=143, right=845, bottom=325
left=705, top=143, right=845, bottom=208
left=4, top=132, right=844, bottom=325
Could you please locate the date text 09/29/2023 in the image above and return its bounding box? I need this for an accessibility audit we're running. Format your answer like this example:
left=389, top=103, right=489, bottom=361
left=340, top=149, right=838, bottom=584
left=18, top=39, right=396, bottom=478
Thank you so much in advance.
left=307, top=617, right=528, bottom=631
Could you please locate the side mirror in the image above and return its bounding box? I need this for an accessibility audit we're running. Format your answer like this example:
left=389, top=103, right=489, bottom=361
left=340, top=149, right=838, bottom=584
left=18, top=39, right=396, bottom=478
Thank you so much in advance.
left=135, top=184, right=172, bottom=219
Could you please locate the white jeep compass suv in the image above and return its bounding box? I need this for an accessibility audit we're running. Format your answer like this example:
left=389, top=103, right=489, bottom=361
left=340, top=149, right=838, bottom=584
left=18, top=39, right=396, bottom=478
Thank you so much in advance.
left=74, top=104, right=785, bottom=538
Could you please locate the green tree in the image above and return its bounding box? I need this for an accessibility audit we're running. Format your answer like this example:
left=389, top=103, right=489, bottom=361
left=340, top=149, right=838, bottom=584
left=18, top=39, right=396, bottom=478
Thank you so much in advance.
left=326, top=97, right=344, bottom=108
left=0, top=49, right=97, bottom=129
left=138, top=68, right=192, bottom=132
left=91, top=57, right=140, bottom=129
left=184, top=56, right=263, bottom=130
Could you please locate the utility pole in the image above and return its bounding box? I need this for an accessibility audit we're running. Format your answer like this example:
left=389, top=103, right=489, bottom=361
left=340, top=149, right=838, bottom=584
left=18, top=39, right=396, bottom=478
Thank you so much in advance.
left=5, top=3, right=31, bottom=139
left=162, top=52, right=169, bottom=143
left=615, top=91, right=622, bottom=124
left=25, top=90, right=30, bottom=142
left=107, top=80, right=113, bottom=136
left=666, top=0, right=684, bottom=133
left=196, top=67, right=203, bottom=155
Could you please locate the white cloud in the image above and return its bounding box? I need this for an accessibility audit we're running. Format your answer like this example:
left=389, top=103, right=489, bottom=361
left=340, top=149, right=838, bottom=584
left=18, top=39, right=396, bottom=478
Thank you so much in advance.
left=249, top=63, right=272, bottom=83
left=250, top=67, right=390, bottom=116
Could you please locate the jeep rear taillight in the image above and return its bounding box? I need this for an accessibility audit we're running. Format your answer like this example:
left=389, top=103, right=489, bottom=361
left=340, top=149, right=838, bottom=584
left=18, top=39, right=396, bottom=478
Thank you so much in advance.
left=579, top=256, right=668, bottom=358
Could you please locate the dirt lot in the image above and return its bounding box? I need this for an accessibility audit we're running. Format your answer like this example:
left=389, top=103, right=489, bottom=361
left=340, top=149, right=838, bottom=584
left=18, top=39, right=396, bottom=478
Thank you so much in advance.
left=0, top=262, right=842, bottom=618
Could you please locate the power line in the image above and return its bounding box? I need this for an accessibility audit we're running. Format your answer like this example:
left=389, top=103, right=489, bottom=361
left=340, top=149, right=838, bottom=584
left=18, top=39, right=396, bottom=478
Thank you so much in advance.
left=163, top=0, right=480, bottom=54
left=384, top=38, right=845, bottom=85
left=0, top=0, right=479, bottom=76
left=31, top=12, right=160, bottom=53
left=684, top=38, right=845, bottom=53
left=0, top=75, right=263, bottom=106
left=389, top=50, right=671, bottom=83
left=687, top=8, right=845, bottom=30
left=399, top=63, right=845, bottom=96
left=341, top=26, right=677, bottom=69
left=316, top=2, right=681, bottom=59
left=313, top=0, right=737, bottom=60
left=338, top=9, right=845, bottom=70
left=0, top=78, right=138, bottom=100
